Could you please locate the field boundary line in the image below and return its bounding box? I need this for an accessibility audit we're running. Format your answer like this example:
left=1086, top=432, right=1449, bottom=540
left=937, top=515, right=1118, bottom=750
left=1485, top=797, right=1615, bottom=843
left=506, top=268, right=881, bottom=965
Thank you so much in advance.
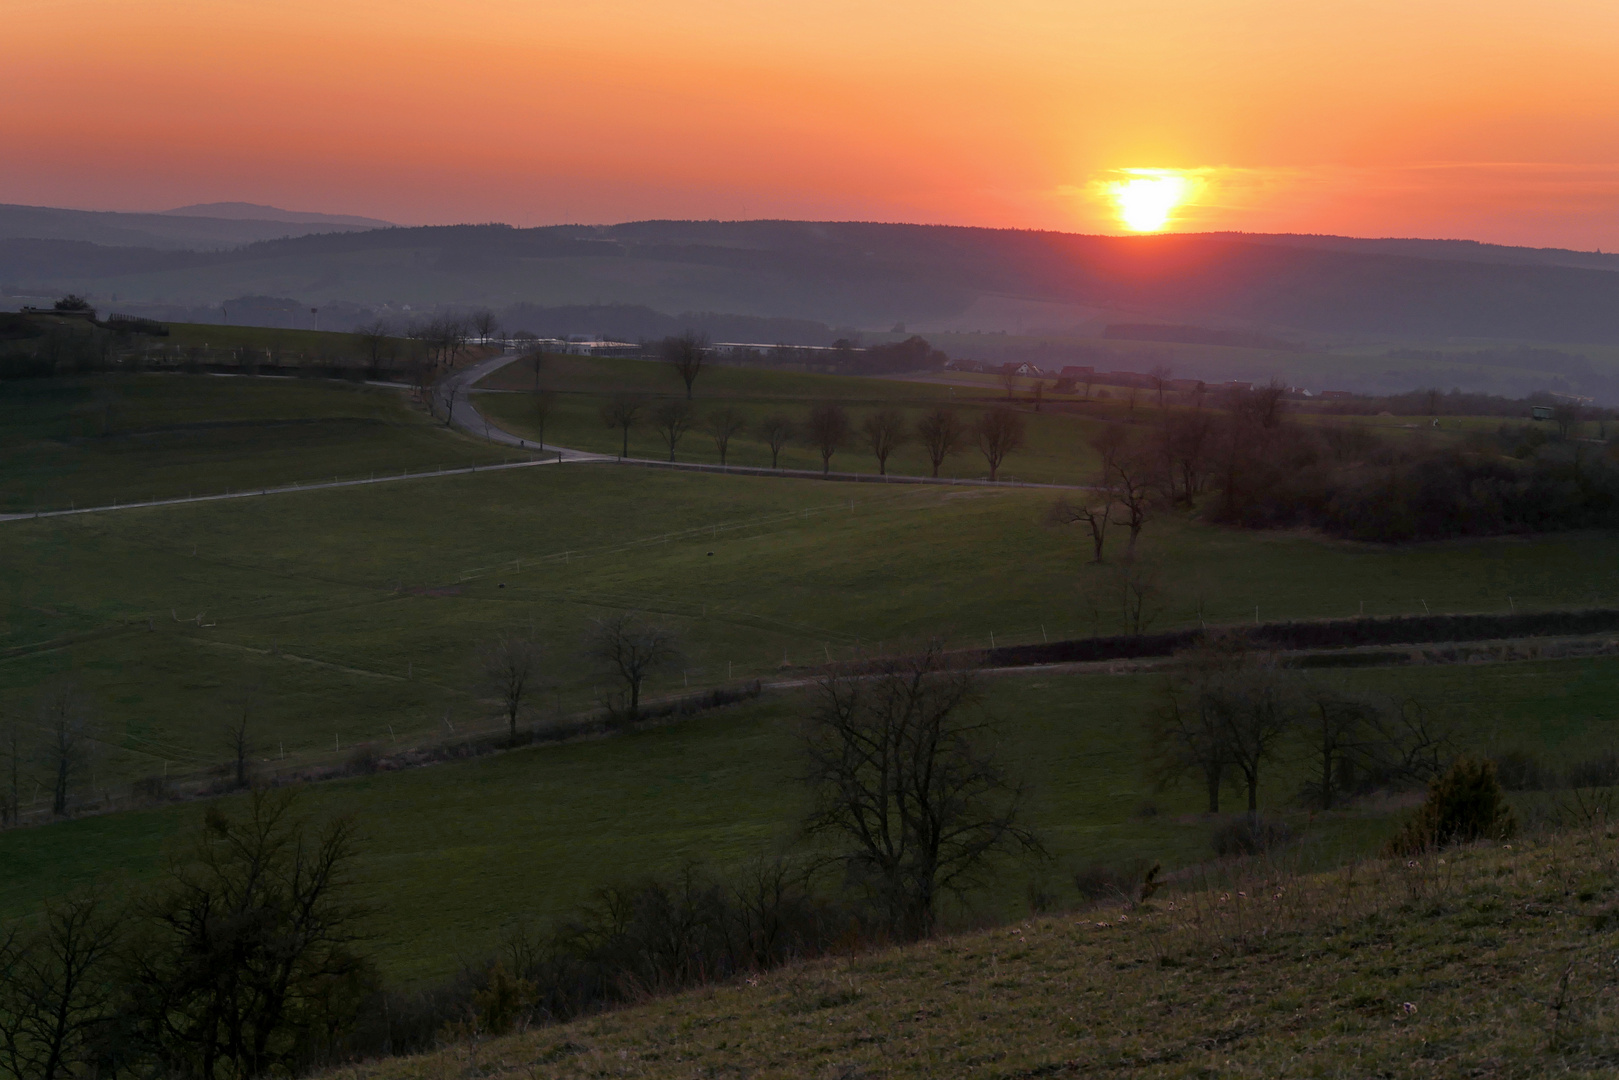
left=0, top=458, right=562, bottom=524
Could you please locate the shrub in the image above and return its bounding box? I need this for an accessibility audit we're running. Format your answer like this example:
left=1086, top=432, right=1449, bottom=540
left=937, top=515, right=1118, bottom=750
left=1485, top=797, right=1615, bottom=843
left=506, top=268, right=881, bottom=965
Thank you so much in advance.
left=1211, top=814, right=1293, bottom=857
left=1072, top=860, right=1161, bottom=904
left=1387, top=757, right=1516, bottom=854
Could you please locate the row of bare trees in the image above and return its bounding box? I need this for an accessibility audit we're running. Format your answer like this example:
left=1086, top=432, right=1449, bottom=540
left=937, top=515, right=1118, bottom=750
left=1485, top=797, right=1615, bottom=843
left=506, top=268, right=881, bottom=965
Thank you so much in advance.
left=0, top=683, right=95, bottom=825
left=1150, top=638, right=1448, bottom=814
left=479, top=614, right=682, bottom=739
left=595, top=396, right=1029, bottom=479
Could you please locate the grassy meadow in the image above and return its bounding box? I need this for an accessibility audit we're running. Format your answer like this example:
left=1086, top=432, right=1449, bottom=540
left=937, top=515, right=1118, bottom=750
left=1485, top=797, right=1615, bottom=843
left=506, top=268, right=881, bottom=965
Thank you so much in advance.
left=0, top=374, right=512, bottom=513
left=6, top=655, right=1619, bottom=983
left=5, top=357, right=1619, bottom=989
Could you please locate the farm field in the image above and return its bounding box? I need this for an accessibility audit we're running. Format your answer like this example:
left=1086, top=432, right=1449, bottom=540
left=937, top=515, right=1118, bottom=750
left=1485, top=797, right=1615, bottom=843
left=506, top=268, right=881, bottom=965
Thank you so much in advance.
left=9, top=454, right=1619, bottom=795
left=5, top=361, right=1619, bottom=989
left=4, top=653, right=1618, bottom=983
left=0, top=374, right=512, bottom=513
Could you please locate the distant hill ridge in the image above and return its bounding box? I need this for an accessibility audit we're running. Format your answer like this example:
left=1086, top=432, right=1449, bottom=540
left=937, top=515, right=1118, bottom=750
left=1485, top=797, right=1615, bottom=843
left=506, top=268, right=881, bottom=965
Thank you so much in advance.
left=6, top=213, right=1619, bottom=345
left=160, top=202, right=393, bottom=228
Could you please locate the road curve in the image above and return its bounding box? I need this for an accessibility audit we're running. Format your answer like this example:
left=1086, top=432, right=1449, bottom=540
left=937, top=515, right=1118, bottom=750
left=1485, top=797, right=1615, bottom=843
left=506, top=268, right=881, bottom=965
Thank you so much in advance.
left=441, top=351, right=605, bottom=459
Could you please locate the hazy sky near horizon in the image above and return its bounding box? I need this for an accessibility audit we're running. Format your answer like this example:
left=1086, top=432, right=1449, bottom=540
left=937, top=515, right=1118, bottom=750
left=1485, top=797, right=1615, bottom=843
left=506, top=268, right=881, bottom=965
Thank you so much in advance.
left=6, top=0, right=1619, bottom=247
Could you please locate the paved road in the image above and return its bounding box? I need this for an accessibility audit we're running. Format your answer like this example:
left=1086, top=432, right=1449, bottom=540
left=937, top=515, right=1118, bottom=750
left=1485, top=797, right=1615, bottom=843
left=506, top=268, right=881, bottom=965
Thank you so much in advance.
left=442, top=351, right=605, bottom=459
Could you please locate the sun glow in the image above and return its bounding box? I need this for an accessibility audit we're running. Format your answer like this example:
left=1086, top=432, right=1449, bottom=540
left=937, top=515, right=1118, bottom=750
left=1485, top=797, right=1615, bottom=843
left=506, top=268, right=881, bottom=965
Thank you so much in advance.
left=1104, top=169, right=1202, bottom=232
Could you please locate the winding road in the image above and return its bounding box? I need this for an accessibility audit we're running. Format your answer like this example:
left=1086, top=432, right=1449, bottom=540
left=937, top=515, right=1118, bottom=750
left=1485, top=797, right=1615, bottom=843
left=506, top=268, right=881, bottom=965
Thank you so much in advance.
left=1, top=350, right=1084, bottom=524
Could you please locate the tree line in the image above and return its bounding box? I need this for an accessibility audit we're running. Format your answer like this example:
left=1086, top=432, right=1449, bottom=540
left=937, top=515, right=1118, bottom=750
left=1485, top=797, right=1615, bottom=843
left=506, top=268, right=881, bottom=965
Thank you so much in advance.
left=1045, top=380, right=1619, bottom=549
left=593, top=393, right=1029, bottom=480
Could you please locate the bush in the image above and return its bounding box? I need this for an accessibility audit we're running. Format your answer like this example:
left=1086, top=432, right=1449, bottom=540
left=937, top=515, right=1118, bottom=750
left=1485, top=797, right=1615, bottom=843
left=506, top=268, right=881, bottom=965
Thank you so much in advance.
left=1387, top=757, right=1517, bottom=854
left=1072, top=860, right=1159, bottom=904
left=1211, top=814, right=1293, bottom=857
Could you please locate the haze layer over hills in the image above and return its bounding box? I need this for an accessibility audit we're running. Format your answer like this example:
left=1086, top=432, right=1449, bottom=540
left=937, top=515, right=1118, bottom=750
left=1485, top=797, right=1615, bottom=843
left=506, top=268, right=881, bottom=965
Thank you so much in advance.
left=6, top=209, right=1619, bottom=396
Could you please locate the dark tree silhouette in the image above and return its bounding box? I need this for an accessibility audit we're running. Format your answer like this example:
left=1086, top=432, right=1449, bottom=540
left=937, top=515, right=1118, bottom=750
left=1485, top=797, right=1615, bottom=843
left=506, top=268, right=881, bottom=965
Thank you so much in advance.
left=805, top=403, right=850, bottom=475
left=705, top=406, right=748, bottom=465
left=600, top=392, right=644, bottom=458
left=975, top=408, right=1025, bottom=481
left=801, top=648, right=1043, bottom=938
left=652, top=400, right=695, bottom=462
left=660, top=332, right=707, bottom=400
left=915, top=407, right=966, bottom=478
left=586, top=614, right=680, bottom=724
left=481, top=636, right=545, bottom=741
left=757, top=414, right=796, bottom=469
left=860, top=407, right=908, bottom=475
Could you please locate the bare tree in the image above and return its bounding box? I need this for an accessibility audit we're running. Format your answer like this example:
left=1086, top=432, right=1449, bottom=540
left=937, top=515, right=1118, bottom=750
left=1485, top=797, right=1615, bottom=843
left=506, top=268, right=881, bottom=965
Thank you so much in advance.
left=975, top=408, right=1025, bottom=482
left=1105, top=444, right=1159, bottom=553
left=652, top=400, right=695, bottom=462
left=0, top=894, right=123, bottom=1080
left=433, top=380, right=462, bottom=427
left=586, top=614, right=680, bottom=724
left=757, top=414, right=796, bottom=469
left=1552, top=401, right=1581, bottom=439
left=38, top=684, right=88, bottom=816
left=860, top=407, right=908, bottom=475
left=471, top=309, right=500, bottom=344
left=481, top=636, right=545, bottom=741
left=352, top=320, right=391, bottom=378
left=529, top=349, right=544, bottom=391
left=0, top=711, right=19, bottom=827
left=661, top=332, right=707, bottom=400
left=600, top=392, right=644, bottom=458
left=1047, top=496, right=1113, bottom=562
left=915, top=406, right=966, bottom=478
left=800, top=648, right=1043, bottom=938
left=531, top=389, right=557, bottom=449
left=805, top=403, right=850, bottom=475
left=1110, top=553, right=1162, bottom=635
left=1299, top=688, right=1381, bottom=811
left=1153, top=642, right=1296, bottom=814
left=1148, top=363, right=1172, bottom=410
left=124, top=792, right=373, bottom=1080
left=222, top=684, right=260, bottom=790
left=1158, top=409, right=1213, bottom=506
left=998, top=366, right=1020, bottom=401
left=705, top=406, right=748, bottom=465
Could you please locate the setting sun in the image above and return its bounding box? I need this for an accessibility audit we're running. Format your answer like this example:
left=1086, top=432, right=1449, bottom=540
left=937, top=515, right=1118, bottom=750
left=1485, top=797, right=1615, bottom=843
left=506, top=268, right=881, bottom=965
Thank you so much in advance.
left=1104, top=169, right=1202, bottom=232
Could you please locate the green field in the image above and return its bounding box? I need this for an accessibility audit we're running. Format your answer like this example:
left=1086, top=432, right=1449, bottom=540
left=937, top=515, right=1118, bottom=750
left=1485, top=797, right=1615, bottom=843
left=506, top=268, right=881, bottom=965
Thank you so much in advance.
left=6, top=360, right=1619, bottom=990
left=0, top=374, right=512, bottom=512
left=6, top=655, right=1619, bottom=983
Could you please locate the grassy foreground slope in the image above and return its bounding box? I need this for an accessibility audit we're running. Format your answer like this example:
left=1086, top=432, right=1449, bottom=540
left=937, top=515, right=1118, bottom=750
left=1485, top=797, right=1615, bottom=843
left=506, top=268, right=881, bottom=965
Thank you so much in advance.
left=334, top=828, right=1619, bottom=1079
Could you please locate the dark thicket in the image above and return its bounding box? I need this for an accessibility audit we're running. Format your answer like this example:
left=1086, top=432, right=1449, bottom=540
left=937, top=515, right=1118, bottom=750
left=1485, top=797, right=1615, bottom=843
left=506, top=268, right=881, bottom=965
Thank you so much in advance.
left=1387, top=758, right=1517, bottom=854
left=1200, top=386, right=1619, bottom=541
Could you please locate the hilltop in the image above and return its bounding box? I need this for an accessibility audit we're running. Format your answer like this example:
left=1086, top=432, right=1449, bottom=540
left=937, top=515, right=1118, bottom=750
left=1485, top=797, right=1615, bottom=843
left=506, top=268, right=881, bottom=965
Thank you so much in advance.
left=330, top=828, right=1619, bottom=1079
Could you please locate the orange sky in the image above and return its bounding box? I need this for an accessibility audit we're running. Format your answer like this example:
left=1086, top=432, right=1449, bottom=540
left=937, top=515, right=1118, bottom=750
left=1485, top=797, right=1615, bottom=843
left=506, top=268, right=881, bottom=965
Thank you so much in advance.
left=5, top=0, right=1618, bottom=247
